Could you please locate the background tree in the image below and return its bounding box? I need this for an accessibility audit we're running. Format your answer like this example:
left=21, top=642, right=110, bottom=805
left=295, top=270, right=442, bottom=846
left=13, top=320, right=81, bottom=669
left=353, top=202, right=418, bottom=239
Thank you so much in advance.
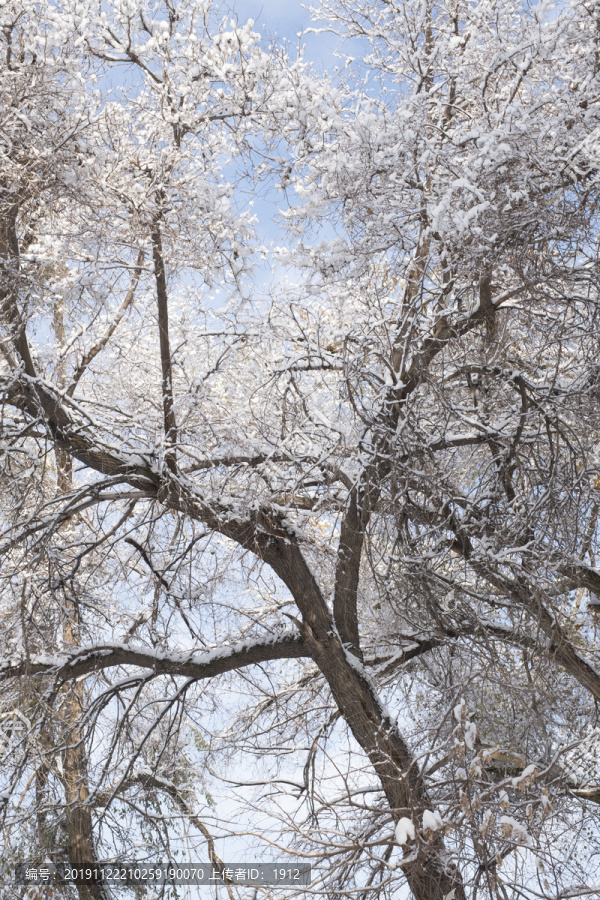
left=2, top=1, right=600, bottom=899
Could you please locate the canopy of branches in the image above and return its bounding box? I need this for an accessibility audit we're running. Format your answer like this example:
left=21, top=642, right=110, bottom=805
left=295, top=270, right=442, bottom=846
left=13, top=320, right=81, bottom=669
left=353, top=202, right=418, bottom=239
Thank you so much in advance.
left=2, top=1, right=600, bottom=899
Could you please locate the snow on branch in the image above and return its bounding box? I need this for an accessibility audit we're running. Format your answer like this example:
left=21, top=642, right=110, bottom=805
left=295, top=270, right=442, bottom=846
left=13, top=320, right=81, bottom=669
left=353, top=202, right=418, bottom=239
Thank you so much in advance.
left=0, top=633, right=310, bottom=686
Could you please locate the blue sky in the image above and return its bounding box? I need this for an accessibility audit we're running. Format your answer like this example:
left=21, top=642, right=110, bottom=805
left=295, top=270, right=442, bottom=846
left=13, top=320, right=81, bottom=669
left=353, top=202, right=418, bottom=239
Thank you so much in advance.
left=216, top=0, right=350, bottom=71
left=223, top=0, right=313, bottom=35
left=200, top=1, right=352, bottom=300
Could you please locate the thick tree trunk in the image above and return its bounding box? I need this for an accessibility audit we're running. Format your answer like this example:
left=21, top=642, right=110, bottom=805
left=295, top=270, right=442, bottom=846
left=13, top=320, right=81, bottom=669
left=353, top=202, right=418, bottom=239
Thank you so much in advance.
left=55, top=459, right=108, bottom=900
left=333, top=491, right=366, bottom=659
left=55, top=302, right=108, bottom=900
left=61, top=680, right=107, bottom=900
left=257, top=534, right=466, bottom=900
left=308, top=630, right=465, bottom=900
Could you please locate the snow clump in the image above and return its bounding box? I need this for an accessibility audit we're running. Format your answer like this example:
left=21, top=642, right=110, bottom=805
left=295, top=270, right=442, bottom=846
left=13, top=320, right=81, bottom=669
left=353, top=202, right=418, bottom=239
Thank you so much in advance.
left=499, top=815, right=532, bottom=846
left=395, top=817, right=415, bottom=845
left=464, top=720, right=477, bottom=750
left=422, top=809, right=444, bottom=832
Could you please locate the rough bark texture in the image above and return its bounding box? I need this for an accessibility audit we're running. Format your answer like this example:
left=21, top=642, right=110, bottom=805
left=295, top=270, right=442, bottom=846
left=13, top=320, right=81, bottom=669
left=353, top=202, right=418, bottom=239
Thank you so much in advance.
left=246, top=534, right=467, bottom=900
left=55, top=302, right=108, bottom=900
left=333, top=489, right=366, bottom=659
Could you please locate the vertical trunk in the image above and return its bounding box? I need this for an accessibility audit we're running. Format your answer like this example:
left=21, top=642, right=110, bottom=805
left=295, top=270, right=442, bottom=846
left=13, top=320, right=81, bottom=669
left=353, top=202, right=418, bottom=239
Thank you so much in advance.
left=2, top=186, right=104, bottom=898
left=60, top=693, right=106, bottom=900
left=0, top=182, right=36, bottom=377
left=60, top=669, right=106, bottom=900
left=150, top=213, right=177, bottom=472
left=333, top=492, right=366, bottom=659
left=479, top=270, right=496, bottom=341
left=54, top=304, right=107, bottom=900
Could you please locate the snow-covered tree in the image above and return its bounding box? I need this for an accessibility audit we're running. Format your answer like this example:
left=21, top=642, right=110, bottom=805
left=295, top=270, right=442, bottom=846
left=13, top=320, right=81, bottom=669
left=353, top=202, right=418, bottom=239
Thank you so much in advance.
left=2, top=1, right=600, bottom=899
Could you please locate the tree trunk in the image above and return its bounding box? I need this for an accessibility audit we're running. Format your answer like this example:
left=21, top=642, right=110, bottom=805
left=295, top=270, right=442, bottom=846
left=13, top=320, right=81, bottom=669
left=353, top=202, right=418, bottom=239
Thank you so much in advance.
left=150, top=211, right=177, bottom=472
left=55, top=300, right=108, bottom=900
left=259, top=534, right=466, bottom=900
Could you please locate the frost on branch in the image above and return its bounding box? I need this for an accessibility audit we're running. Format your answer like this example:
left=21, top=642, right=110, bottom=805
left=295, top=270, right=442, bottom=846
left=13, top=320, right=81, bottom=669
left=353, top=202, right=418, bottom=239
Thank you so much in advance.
left=2, top=1, right=600, bottom=899
left=498, top=816, right=532, bottom=847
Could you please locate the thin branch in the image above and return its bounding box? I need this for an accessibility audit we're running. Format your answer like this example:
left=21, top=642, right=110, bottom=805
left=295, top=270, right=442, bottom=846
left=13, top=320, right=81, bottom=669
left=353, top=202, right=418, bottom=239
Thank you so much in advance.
left=68, top=249, right=145, bottom=395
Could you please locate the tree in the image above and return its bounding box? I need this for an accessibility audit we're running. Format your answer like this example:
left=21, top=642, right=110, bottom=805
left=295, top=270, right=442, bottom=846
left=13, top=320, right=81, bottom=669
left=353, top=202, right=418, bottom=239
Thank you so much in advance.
left=2, top=0, right=600, bottom=898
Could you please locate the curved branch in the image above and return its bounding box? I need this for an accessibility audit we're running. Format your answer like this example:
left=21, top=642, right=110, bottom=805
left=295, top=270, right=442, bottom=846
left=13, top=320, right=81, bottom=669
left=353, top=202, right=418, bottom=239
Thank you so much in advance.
left=0, top=633, right=310, bottom=684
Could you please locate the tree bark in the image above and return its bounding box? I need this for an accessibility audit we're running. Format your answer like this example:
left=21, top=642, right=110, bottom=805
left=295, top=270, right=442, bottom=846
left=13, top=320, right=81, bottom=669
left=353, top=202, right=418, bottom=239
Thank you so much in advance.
left=54, top=300, right=108, bottom=900
left=252, top=534, right=466, bottom=900
left=150, top=212, right=177, bottom=472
